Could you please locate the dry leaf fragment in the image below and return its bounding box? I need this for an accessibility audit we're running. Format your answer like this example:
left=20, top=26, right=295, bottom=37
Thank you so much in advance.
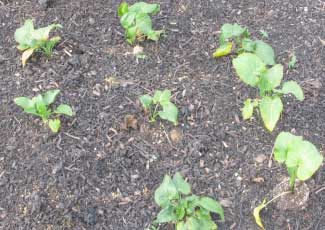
left=121, top=115, right=138, bottom=130
left=253, top=199, right=267, bottom=230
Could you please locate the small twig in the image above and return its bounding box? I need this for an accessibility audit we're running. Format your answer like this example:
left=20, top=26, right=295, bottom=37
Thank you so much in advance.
left=63, top=132, right=80, bottom=140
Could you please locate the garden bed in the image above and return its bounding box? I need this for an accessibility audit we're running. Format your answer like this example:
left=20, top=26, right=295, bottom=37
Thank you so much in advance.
left=0, top=0, right=324, bottom=229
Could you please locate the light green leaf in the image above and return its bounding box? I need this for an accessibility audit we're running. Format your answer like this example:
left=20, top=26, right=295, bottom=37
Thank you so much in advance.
left=14, top=97, right=35, bottom=110
left=258, top=64, right=283, bottom=94
left=154, top=175, right=178, bottom=208
left=156, top=205, right=178, bottom=223
left=242, top=98, right=255, bottom=120
left=253, top=199, right=267, bottom=230
left=147, top=30, right=163, bottom=41
left=286, top=140, right=323, bottom=181
left=172, top=172, right=191, bottom=195
left=254, top=40, right=275, bottom=66
left=260, top=30, right=269, bottom=38
left=176, top=221, right=186, bottom=230
left=32, top=23, right=62, bottom=41
left=153, top=90, right=171, bottom=104
left=281, top=81, right=304, bottom=101
left=288, top=54, right=297, bottom=69
left=34, top=94, right=47, bottom=116
left=186, top=217, right=201, bottom=230
left=219, top=23, right=248, bottom=45
left=43, top=89, right=60, bottom=105
left=118, top=2, right=129, bottom=17
left=54, top=104, right=73, bottom=116
left=232, top=53, right=266, bottom=87
left=213, top=42, right=233, bottom=58
left=273, top=132, right=303, bottom=163
left=129, top=2, right=160, bottom=14
left=14, top=19, right=35, bottom=48
left=136, top=13, right=153, bottom=35
left=139, top=94, right=153, bottom=110
left=126, top=25, right=137, bottom=44
left=120, top=11, right=136, bottom=29
left=48, top=119, right=61, bottom=133
left=198, top=197, right=224, bottom=221
left=259, top=96, right=283, bottom=132
left=241, top=38, right=256, bottom=52
left=158, top=102, right=178, bottom=125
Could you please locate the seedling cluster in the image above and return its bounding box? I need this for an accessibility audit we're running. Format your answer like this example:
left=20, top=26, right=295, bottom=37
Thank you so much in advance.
left=11, top=3, right=323, bottom=230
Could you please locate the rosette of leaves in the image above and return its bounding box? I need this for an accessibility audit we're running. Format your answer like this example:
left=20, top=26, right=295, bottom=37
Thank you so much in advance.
left=234, top=53, right=304, bottom=131
left=118, top=2, right=163, bottom=44
left=273, top=132, right=323, bottom=192
left=139, top=89, right=178, bottom=125
left=14, top=19, right=62, bottom=66
left=153, top=172, right=224, bottom=230
left=14, top=90, right=73, bottom=133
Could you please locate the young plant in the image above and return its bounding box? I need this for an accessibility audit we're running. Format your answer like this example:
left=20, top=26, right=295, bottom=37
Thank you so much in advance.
left=214, top=23, right=304, bottom=131
left=118, top=2, right=163, bottom=44
left=14, top=90, right=73, bottom=133
left=273, top=132, right=323, bottom=192
left=253, top=132, right=323, bottom=229
left=15, top=19, right=62, bottom=66
left=153, top=172, right=224, bottom=230
left=139, top=89, right=178, bottom=125
left=288, top=53, right=297, bottom=69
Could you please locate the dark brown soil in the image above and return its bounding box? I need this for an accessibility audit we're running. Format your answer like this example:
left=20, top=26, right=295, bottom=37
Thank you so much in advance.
left=1, top=0, right=325, bottom=229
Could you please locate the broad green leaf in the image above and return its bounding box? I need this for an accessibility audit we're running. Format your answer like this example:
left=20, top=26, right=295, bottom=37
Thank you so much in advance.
left=48, top=119, right=61, bottom=133
left=153, top=90, right=171, bottom=104
left=198, top=197, right=224, bottom=221
left=186, top=217, right=201, bottom=230
left=118, top=2, right=129, bottom=17
left=14, top=19, right=35, bottom=47
left=120, top=12, right=136, bottom=29
left=259, top=96, right=283, bottom=132
left=195, top=214, right=217, bottom=230
left=258, top=64, right=283, bottom=94
left=253, top=199, right=266, bottom=230
left=175, top=206, right=186, bottom=221
left=213, top=42, right=233, bottom=58
left=242, top=98, right=255, bottom=120
left=32, top=24, right=62, bottom=41
left=156, top=205, right=178, bottom=223
left=54, top=104, right=73, bottom=116
left=286, top=140, right=323, bottom=181
left=126, top=25, right=137, bottom=44
left=158, top=102, right=178, bottom=125
left=136, top=13, right=153, bottom=35
left=281, top=81, right=304, bottom=101
left=154, top=175, right=178, bottom=208
left=176, top=221, right=186, bottom=230
left=172, top=172, right=191, bottom=195
left=273, top=132, right=303, bottom=163
left=241, top=38, right=256, bottom=52
left=43, top=89, right=60, bottom=105
left=254, top=40, right=275, bottom=66
left=129, top=2, right=160, bottom=14
left=14, top=97, right=35, bottom=110
left=139, top=94, right=153, bottom=110
left=219, top=23, right=247, bottom=45
left=232, top=53, right=266, bottom=87
left=22, top=48, right=35, bottom=66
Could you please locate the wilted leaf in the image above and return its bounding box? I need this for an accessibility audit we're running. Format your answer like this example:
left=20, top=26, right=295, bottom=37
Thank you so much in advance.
left=48, top=119, right=61, bottom=133
left=253, top=199, right=267, bottom=230
left=242, top=98, right=255, bottom=120
left=121, top=114, right=138, bottom=130
left=22, top=48, right=35, bottom=66
left=213, top=42, right=233, bottom=58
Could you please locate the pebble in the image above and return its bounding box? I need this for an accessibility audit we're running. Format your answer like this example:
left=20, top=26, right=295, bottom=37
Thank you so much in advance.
left=89, top=18, right=95, bottom=25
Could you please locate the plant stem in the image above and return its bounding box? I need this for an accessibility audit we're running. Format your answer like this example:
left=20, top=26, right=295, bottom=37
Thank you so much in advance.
left=264, top=191, right=292, bottom=207
left=150, top=103, right=159, bottom=122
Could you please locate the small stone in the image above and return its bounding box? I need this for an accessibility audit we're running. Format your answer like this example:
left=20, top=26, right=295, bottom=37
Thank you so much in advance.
left=89, top=18, right=95, bottom=25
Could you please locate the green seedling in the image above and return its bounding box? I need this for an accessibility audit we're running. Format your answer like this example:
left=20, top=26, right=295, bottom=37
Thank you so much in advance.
left=253, top=132, right=323, bottom=229
left=15, top=19, right=62, bottom=66
left=273, top=132, right=323, bottom=192
left=259, top=30, right=269, bottom=38
left=214, top=23, right=304, bottom=131
left=152, top=172, right=224, bottom=230
left=14, top=90, right=73, bottom=133
left=288, top=53, right=297, bottom=69
left=139, top=89, right=178, bottom=125
left=118, top=2, right=163, bottom=44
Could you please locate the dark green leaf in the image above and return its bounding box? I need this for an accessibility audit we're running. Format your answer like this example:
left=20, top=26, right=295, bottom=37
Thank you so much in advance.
left=172, top=172, right=191, bottom=195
